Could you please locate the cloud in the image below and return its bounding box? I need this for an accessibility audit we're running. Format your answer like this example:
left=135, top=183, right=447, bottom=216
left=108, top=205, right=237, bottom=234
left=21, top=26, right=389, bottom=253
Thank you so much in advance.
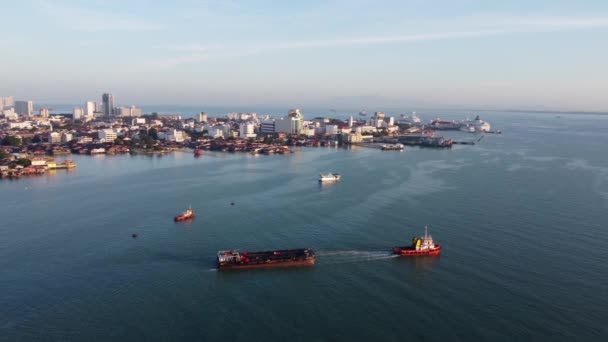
left=38, top=1, right=162, bottom=32
left=145, top=14, right=608, bottom=69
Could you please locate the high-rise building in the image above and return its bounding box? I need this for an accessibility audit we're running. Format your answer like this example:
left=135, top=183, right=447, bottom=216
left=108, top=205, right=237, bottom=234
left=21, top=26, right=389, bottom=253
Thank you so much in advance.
left=198, top=112, right=208, bottom=123
left=1, top=96, right=14, bottom=108
left=115, top=106, right=142, bottom=117
left=239, top=123, right=257, bottom=138
left=73, top=107, right=84, bottom=120
left=95, top=102, right=104, bottom=113
left=85, top=101, right=95, bottom=117
left=102, top=93, right=114, bottom=116
left=15, top=100, right=33, bottom=116
left=39, top=108, right=49, bottom=117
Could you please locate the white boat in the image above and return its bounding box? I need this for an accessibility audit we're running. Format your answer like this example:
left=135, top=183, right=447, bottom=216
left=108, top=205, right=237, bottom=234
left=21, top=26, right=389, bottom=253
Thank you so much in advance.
left=319, top=173, right=341, bottom=182
left=462, top=115, right=491, bottom=132
left=397, top=111, right=422, bottom=125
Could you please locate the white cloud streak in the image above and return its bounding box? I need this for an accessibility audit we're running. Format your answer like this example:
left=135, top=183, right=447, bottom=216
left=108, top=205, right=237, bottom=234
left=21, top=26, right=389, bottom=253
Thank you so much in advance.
left=146, top=14, right=608, bottom=69
left=38, top=1, right=162, bottom=32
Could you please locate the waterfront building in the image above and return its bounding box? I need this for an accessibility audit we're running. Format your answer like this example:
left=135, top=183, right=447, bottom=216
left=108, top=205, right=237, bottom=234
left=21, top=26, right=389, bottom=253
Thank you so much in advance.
left=85, top=101, right=95, bottom=117
left=239, top=123, right=257, bottom=139
left=164, top=129, right=185, bottom=142
left=102, top=93, right=114, bottom=116
left=30, top=158, right=47, bottom=166
left=343, top=132, right=364, bottom=143
left=61, top=132, right=74, bottom=143
left=275, top=116, right=302, bottom=134
left=301, top=126, right=316, bottom=137
left=77, top=136, right=93, bottom=143
left=325, top=125, right=339, bottom=135
left=98, top=129, right=117, bottom=142
left=48, top=132, right=61, bottom=144
left=15, top=101, right=33, bottom=116
left=39, top=108, right=49, bottom=117
left=198, top=112, right=208, bottom=123
left=260, top=120, right=275, bottom=134
left=73, top=107, right=83, bottom=120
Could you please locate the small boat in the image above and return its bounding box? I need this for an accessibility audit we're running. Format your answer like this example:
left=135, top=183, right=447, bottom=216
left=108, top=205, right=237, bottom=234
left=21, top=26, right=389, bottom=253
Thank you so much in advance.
left=174, top=206, right=195, bottom=222
left=319, top=173, right=341, bottom=183
left=393, top=226, right=441, bottom=256
left=194, top=149, right=203, bottom=156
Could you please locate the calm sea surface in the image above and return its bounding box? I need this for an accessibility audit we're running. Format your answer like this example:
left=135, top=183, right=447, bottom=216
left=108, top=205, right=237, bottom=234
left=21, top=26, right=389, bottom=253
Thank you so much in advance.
left=1, top=111, right=607, bottom=341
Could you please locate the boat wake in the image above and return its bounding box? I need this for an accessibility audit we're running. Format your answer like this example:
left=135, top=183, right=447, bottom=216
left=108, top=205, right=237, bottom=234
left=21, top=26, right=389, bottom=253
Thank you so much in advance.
left=315, top=250, right=398, bottom=265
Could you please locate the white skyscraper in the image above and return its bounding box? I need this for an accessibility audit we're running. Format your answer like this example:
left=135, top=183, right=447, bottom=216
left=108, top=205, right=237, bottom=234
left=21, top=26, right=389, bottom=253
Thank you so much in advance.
left=85, top=101, right=95, bottom=117
left=15, top=101, right=33, bottom=116
left=39, top=108, right=49, bottom=117
left=73, top=107, right=84, bottom=120
left=1, top=96, right=14, bottom=108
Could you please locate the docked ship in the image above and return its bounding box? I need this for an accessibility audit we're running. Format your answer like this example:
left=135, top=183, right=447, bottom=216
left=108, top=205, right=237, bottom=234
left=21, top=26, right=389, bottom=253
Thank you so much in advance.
left=397, top=111, right=422, bottom=125
left=319, top=173, right=341, bottom=182
left=217, top=248, right=316, bottom=270
left=420, top=136, right=453, bottom=148
left=460, top=115, right=491, bottom=132
left=428, top=118, right=461, bottom=130
left=393, top=226, right=441, bottom=256
left=174, top=206, right=195, bottom=222
left=382, top=144, right=404, bottom=151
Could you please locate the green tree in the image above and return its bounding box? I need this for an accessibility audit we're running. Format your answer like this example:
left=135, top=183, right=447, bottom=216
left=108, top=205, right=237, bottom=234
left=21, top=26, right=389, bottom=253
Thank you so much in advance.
left=1, top=136, right=22, bottom=146
left=148, top=128, right=159, bottom=140
left=0, top=149, right=9, bottom=159
left=16, top=158, right=32, bottom=167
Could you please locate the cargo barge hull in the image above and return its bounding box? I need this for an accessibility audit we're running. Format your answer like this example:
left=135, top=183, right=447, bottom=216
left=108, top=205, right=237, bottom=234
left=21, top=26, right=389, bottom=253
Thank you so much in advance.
left=217, top=248, right=315, bottom=271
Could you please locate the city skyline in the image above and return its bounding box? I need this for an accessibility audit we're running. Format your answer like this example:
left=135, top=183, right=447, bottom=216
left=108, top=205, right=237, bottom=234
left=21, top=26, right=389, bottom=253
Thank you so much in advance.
left=2, top=1, right=608, bottom=111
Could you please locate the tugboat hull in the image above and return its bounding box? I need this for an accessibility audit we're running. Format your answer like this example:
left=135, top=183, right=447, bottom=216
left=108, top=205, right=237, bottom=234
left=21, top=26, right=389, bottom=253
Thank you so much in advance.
left=174, top=214, right=195, bottom=222
left=393, top=245, right=441, bottom=256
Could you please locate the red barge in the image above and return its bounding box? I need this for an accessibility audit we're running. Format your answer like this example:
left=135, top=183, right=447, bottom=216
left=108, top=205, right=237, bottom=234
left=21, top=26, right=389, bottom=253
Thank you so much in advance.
left=174, top=207, right=195, bottom=222
left=217, top=248, right=315, bottom=270
left=393, top=226, right=441, bottom=256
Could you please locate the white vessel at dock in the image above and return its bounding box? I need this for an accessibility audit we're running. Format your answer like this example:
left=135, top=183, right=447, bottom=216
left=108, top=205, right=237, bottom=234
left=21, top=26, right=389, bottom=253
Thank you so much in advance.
left=461, top=115, right=491, bottom=132
left=319, top=173, right=341, bottom=183
left=397, top=112, right=422, bottom=125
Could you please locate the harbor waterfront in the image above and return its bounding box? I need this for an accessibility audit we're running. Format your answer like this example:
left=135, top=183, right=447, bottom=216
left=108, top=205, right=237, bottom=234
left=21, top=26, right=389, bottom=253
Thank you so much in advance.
left=1, top=111, right=608, bottom=341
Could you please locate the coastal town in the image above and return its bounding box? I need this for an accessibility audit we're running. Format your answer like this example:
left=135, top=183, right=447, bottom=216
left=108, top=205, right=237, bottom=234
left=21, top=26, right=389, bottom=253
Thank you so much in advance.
left=0, top=93, right=496, bottom=179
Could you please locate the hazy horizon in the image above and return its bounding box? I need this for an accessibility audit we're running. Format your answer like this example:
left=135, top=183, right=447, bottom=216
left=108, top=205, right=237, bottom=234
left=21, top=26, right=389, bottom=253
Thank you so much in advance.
left=2, top=0, right=608, bottom=111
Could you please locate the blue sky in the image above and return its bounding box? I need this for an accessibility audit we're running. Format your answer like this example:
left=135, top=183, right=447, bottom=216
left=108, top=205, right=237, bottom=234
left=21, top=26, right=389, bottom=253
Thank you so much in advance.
left=2, top=0, right=608, bottom=110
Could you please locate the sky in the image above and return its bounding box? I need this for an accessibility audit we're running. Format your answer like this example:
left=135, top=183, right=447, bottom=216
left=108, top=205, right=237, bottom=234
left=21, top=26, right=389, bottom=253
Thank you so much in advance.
left=1, top=0, right=608, bottom=111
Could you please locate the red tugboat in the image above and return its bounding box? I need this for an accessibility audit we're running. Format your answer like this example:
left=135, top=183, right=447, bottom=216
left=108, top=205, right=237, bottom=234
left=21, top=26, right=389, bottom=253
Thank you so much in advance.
left=217, top=248, right=315, bottom=270
left=393, top=226, right=441, bottom=256
left=194, top=149, right=203, bottom=157
left=174, top=206, right=195, bottom=222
